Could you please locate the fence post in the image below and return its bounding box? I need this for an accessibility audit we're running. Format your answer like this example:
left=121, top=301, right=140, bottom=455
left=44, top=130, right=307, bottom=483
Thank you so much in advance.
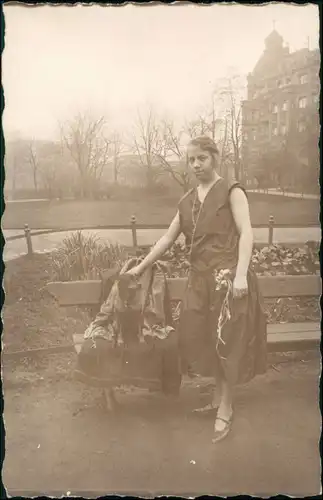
left=268, top=215, right=274, bottom=246
left=130, top=215, right=138, bottom=249
left=24, top=223, right=33, bottom=256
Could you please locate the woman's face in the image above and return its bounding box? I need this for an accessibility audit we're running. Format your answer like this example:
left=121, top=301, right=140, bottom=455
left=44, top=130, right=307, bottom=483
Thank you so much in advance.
left=187, top=144, right=215, bottom=183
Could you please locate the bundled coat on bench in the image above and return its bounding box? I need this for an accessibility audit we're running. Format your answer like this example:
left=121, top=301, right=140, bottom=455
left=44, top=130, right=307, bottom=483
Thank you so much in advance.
left=77, top=258, right=182, bottom=394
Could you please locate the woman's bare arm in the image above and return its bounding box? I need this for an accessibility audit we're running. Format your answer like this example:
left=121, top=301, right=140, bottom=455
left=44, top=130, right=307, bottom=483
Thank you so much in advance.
left=230, top=187, right=253, bottom=279
left=132, top=212, right=181, bottom=275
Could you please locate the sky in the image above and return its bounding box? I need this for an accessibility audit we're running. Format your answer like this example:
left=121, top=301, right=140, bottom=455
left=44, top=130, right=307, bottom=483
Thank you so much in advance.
left=2, top=2, right=320, bottom=141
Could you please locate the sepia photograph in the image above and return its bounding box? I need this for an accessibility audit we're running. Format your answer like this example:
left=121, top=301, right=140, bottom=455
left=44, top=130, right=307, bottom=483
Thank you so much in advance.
left=1, top=1, right=321, bottom=497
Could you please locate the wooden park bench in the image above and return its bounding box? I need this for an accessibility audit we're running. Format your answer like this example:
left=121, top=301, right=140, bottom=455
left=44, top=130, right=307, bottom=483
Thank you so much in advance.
left=46, top=273, right=321, bottom=406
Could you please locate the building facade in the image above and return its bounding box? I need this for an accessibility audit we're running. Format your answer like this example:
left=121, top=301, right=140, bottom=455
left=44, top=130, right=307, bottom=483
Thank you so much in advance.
left=241, top=29, right=320, bottom=187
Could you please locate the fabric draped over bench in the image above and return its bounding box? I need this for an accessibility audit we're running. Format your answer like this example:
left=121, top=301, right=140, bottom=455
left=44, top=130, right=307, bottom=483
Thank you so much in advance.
left=77, top=259, right=182, bottom=394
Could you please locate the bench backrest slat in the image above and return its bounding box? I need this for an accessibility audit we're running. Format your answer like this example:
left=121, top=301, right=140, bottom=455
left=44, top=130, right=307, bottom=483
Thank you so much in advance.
left=47, top=274, right=321, bottom=307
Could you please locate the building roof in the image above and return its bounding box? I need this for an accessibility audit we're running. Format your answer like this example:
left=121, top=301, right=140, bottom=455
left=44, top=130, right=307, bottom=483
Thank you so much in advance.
left=252, top=30, right=318, bottom=79
left=265, top=29, right=283, bottom=49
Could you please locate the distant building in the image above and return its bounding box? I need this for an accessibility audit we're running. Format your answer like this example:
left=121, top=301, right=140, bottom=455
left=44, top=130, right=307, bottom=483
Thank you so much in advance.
left=241, top=29, right=320, bottom=183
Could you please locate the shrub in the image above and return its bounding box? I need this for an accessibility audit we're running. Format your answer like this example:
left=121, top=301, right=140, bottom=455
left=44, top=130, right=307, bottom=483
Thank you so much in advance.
left=51, top=231, right=127, bottom=281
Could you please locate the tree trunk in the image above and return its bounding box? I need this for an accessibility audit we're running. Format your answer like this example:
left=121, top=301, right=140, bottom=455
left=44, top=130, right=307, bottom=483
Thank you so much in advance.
left=33, top=169, right=38, bottom=191
left=146, top=164, right=155, bottom=188
left=79, top=172, right=87, bottom=198
left=234, top=160, right=240, bottom=181
left=113, top=158, right=119, bottom=185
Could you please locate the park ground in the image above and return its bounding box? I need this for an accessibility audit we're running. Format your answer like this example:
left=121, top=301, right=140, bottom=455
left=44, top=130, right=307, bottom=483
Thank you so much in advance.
left=3, top=357, right=321, bottom=496
left=2, top=191, right=320, bottom=229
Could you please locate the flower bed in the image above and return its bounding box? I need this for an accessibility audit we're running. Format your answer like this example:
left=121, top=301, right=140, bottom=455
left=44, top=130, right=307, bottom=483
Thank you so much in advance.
left=158, top=242, right=320, bottom=325
left=159, top=241, right=320, bottom=278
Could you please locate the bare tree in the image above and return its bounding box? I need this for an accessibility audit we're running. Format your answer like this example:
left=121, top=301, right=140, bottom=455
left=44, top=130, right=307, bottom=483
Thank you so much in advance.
left=228, top=90, right=242, bottom=181
left=60, top=113, right=110, bottom=198
left=185, top=102, right=222, bottom=141
left=217, top=115, right=232, bottom=179
left=153, top=119, right=191, bottom=193
left=185, top=116, right=208, bottom=139
left=35, top=140, right=71, bottom=199
left=132, top=106, right=163, bottom=188
left=216, top=74, right=245, bottom=181
left=110, top=132, right=124, bottom=186
left=4, top=138, right=28, bottom=196
left=27, top=139, right=39, bottom=191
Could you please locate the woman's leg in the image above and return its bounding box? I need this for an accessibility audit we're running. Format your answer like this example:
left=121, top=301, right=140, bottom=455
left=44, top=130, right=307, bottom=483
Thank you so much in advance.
left=179, top=273, right=209, bottom=378
left=210, top=357, right=234, bottom=442
left=215, top=375, right=233, bottom=430
left=210, top=346, right=233, bottom=419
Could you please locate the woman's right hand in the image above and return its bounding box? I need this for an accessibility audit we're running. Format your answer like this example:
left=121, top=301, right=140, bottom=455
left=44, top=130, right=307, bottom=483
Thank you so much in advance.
left=122, top=264, right=143, bottom=277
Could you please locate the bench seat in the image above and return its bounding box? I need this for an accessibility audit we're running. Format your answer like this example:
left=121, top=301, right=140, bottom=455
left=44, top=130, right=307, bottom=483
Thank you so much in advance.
left=46, top=274, right=321, bottom=357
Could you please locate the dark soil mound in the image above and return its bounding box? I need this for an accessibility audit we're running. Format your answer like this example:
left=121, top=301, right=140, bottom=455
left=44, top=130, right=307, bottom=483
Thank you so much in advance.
left=3, top=255, right=90, bottom=380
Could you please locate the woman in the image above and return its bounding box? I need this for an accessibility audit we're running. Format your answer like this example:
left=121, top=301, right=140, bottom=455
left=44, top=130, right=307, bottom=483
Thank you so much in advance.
left=126, top=136, right=267, bottom=443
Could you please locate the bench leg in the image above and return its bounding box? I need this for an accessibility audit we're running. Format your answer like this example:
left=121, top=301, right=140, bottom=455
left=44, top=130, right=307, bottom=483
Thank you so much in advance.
left=101, top=387, right=118, bottom=413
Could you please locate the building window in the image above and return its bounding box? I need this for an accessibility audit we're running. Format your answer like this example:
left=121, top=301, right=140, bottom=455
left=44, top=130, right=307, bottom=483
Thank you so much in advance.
left=251, top=110, right=260, bottom=121
left=272, top=127, right=278, bottom=136
left=281, top=125, right=287, bottom=135
left=298, top=97, right=307, bottom=109
left=277, top=79, right=283, bottom=88
left=282, top=101, right=288, bottom=111
left=272, top=104, right=278, bottom=114
left=285, top=77, right=291, bottom=85
left=313, top=94, right=319, bottom=105
left=300, top=74, right=308, bottom=85
left=262, top=121, right=269, bottom=132
left=298, top=121, right=306, bottom=133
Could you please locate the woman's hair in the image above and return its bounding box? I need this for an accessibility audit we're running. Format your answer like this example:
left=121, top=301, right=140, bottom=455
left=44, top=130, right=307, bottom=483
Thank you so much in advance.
left=188, top=136, right=219, bottom=156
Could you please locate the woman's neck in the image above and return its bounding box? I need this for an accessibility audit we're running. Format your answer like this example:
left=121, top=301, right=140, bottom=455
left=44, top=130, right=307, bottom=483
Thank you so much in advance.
left=198, top=172, right=221, bottom=189
left=196, top=173, right=222, bottom=204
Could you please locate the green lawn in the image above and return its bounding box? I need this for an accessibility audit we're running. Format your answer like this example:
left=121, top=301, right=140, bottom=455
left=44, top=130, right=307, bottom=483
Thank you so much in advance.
left=2, top=193, right=320, bottom=229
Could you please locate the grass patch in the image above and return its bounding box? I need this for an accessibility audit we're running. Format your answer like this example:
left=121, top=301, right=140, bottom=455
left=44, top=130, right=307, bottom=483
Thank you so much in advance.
left=3, top=194, right=319, bottom=229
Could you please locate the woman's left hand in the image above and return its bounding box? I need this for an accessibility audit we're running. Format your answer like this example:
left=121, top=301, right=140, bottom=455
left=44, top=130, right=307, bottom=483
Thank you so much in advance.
left=233, top=274, right=248, bottom=299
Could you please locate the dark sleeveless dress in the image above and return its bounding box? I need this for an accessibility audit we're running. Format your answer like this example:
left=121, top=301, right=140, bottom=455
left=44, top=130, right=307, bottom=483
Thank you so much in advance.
left=178, top=178, right=267, bottom=385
